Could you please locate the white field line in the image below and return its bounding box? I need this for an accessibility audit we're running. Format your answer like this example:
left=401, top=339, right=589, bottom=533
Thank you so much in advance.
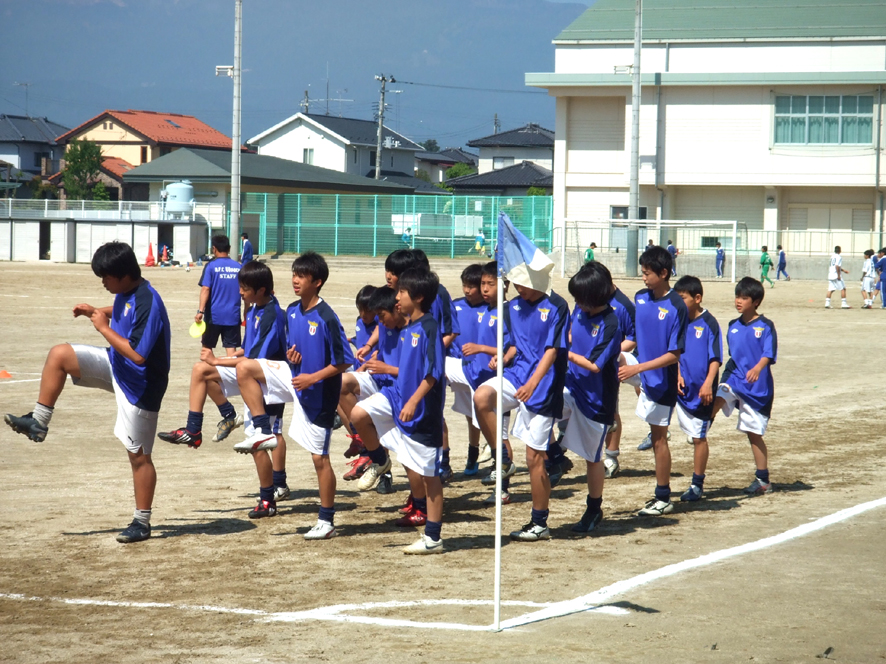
left=0, top=379, right=41, bottom=384
left=0, top=496, right=883, bottom=632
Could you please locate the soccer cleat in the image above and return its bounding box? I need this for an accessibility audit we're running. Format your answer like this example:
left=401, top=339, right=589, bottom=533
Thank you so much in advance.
left=510, top=521, right=551, bottom=542
left=116, top=519, right=151, bottom=543
left=343, top=434, right=365, bottom=458
left=638, top=498, right=674, bottom=516
left=332, top=412, right=344, bottom=430
left=477, top=443, right=493, bottom=464
left=376, top=472, right=395, bottom=494
left=824, top=302, right=832, bottom=309
left=547, top=455, right=574, bottom=488
left=343, top=455, right=371, bottom=481
left=248, top=499, right=277, bottom=519
left=403, top=533, right=444, bottom=555
left=680, top=485, right=704, bottom=502
left=395, top=508, right=428, bottom=527
left=482, top=462, right=517, bottom=485
left=273, top=485, right=291, bottom=502
left=463, top=460, right=480, bottom=476
left=4, top=412, right=49, bottom=442
left=571, top=508, right=603, bottom=533
left=398, top=494, right=414, bottom=514
left=440, top=463, right=454, bottom=485
left=841, top=303, right=852, bottom=309
left=357, top=455, right=392, bottom=491
left=233, top=431, right=277, bottom=454
left=603, top=456, right=620, bottom=479
left=637, top=433, right=653, bottom=451
left=744, top=478, right=773, bottom=495
left=212, top=413, right=243, bottom=442
left=483, top=490, right=511, bottom=506
left=158, top=427, right=202, bottom=449
left=304, top=519, right=337, bottom=540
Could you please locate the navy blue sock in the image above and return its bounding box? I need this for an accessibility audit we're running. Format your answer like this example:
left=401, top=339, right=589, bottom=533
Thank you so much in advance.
left=586, top=495, right=603, bottom=513
left=442, top=449, right=451, bottom=466
left=186, top=410, right=203, bottom=433
left=467, top=446, right=479, bottom=464
left=252, top=413, right=271, bottom=435
left=502, top=477, right=510, bottom=492
left=218, top=401, right=236, bottom=420
left=412, top=497, right=428, bottom=514
left=692, top=473, right=706, bottom=489
left=367, top=446, right=388, bottom=465
left=756, top=469, right=770, bottom=484
left=654, top=484, right=671, bottom=503
left=424, top=520, right=442, bottom=541
left=548, top=441, right=564, bottom=460
left=531, top=508, right=549, bottom=528
left=273, top=470, right=287, bottom=488
left=318, top=505, right=335, bottom=525
left=349, top=422, right=358, bottom=435
left=501, top=444, right=511, bottom=466
left=259, top=486, right=274, bottom=503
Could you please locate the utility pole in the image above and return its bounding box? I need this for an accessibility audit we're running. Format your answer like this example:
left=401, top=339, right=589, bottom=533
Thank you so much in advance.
left=300, top=90, right=311, bottom=114
left=230, top=0, right=243, bottom=260
left=494, top=113, right=500, bottom=134
left=626, top=0, right=642, bottom=277
left=374, top=74, right=394, bottom=179
left=14, top=82, right=31, bottom=117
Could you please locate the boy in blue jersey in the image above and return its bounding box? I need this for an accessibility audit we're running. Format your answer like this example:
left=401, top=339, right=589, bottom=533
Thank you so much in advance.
left=351, top=268, right=447, bottom=554
left=776, top=245, right=790, bottom=281
left=712, top=277, right=778, bottom=496
left=875, top=248, right=886, bottom=307
left=715, top=242, right=725, bottom=278
left=673, top=276, right=722, bottom=502
left=235, top=252, right=354, bottom=538
left=561, top=262, right=623, bottom=532
left=474, top=275, right=570, bottom=542
left=5, top=242, right=170, bottom=543
left=196, top=235, right=242, bottom=363
left=618, top=245, right=688, bottom=516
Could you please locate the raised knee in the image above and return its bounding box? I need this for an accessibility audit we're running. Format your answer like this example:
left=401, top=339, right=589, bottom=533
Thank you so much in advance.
left=474, top=386, right=494, bottom=410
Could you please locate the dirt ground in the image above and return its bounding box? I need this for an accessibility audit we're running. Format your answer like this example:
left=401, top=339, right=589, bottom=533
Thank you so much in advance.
left=1, top=257, right=884, bottom=663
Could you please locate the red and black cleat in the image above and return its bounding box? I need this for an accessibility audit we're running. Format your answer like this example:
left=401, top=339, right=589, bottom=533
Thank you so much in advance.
left=343, top=455, right=371, bottom=481
left=158, top=428, right=202, bottom=449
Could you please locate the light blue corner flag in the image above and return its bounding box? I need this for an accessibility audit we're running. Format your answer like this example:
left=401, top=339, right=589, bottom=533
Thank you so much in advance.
left=497, top=212, right=554, bottom=294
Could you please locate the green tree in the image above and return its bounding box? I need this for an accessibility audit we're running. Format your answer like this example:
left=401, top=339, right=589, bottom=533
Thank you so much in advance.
left=420, top=139, right=439, bottom=153
left=445, top=162, right=476, bottom=180
left=93, top=181, right=110, bottom=201
left=526, top=186, right=549, bottom=196
left=415, top=168, right=431, bottom=183
left=27, top=175, right=58, bottom=200
left=62, top=139, right=103, bottom=200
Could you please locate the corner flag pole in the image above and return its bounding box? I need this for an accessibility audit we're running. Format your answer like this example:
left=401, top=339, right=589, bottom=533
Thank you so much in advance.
left=731, top=219, right=737, bottom=283
left=493, top=265, right=504, bottom=631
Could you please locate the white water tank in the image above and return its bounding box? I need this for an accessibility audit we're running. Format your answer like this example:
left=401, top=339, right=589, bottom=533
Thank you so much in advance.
left=166, top=180, right=194, bottom=213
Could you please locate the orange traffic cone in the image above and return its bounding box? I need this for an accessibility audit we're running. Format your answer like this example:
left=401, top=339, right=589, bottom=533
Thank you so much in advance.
left=161, top=245, right=169, bottom=264
left=145, top=243, right=156, bottom=267
left=0, top=370, right=11, bottom=379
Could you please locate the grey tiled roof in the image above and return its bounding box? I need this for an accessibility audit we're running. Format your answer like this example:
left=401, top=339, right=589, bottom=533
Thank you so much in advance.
left=446, top=160, right=552, bottom=188
left=304, top=114, right=422, bottom=150
left=0, top=115, right=69, bottom=144
left=415, top=147, right=479, bottom=166
left=467, top=123, right=554, bottom=148
left=365, top=170, right=451, bottom=195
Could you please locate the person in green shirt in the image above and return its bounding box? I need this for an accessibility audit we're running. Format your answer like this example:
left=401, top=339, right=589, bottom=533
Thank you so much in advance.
left=760, top=245, right=775, bottom=288
left=584, top=242, right=597, bottom=263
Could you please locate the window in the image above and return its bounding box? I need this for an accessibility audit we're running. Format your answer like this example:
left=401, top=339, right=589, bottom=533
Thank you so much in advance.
left=140, top=146, right=148, bottom=164
left=369, top=151, right=376, bottom=167
left=774, top=95, right=873, bottom=144
left=303, top=148, right=314, bottom=165
left=33, top=152, right=50, bottom=168
left=610, top=206, right=647, bottom=220
left=493, top=156, right=514, bottom=170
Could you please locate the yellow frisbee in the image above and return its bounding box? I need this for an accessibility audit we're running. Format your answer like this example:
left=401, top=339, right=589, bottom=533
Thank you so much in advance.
left=189, top=320, right=207, bottom=338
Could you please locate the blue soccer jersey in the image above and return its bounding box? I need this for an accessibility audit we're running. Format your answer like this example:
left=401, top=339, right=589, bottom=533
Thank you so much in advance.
left=565, top=307, right=623, bottom=425
left=449, top=296, right=487, bottom=358
left=244, top=298, right=287, bottom=361
left=109, top=280, right=170, bottom=412
left=609, top=287, right=636, bottom=343
left=634, top=288, right=688, bottom=407
left=722, top=315, right=778, bottom=416
left=504, top=290, right=570, bottom=417
left=382, top=312, right=446, bottom=447
left=285, top=298, right=354, bottom=429
left=463, top=302, right=510, bottom=391
left=371, top=319, right=404, bottom=390
left=678, top=310, right=722, bottom=419
left=431, top=284, right=460, bottom=339
left=198, top=256, right=242, bottom=326
left=351, top=316, right=378, bottom=369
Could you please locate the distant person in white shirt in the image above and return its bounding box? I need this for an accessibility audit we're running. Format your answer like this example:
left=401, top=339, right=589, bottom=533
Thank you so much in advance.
left=860, top=249, right=877, bottom=309
left=825, top=246, right=850, bottom=309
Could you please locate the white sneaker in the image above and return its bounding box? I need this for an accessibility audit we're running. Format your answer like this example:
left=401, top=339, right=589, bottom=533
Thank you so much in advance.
left=825, top=302, right=832, bottom=309
left=481, top=462, right=517, bottom=485
left=403, top=533, right=444, bottom=555
left=273, top=485, right=291, bottom=501
left=638, top=498, right=674, bottom=516
left=233, top=431, right=277, bottom=454
left=603, top=456, right=620, bottom=479
left=841, top=302, right=852, bottom=309
left=357, top=455, right=392, bottom=491
left=510, top=521, right=551, bottom=541
left=477, top=443, right=493, bottom=464
left=304, top=519, right=337, bottom=540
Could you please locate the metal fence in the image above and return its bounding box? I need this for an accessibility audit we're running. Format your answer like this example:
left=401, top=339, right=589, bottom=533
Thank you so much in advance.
left=2, top=198, right=226, bottom=227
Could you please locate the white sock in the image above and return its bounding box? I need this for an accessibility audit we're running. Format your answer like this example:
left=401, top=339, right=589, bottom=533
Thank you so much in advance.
left=842, top=298, right=848, bottom=304
left=825, top=298, right=831, bottom=305
left=133, top=509, right=151, bottom=526
left=33, top=403, right=54, bottom=427
left=605, top=448, right=620, bottom=459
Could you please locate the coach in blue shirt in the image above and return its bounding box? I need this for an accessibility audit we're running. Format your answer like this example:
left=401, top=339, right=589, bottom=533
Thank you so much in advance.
left=241, top=232, right=254, bottom=265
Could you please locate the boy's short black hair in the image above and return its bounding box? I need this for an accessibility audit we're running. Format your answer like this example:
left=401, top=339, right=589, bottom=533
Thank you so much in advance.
left=398, top=267, right=439, bottom=312
left=384, top=248, right=417, bottom=276
left=735, top=276, right=765, bottom=304
left=762, top=245, right=768, bottom=252
left=411, top=248, right=431, bottom=270
left=715, top=242, right=721, bottom=247
left=92, top=241, right=141, bottom=281
left=639, top=245, right=673, bottom=277
left=460, top=264, right=483, bottom=288
left=481, top=260, right=498, bottom=279
left=238, top=260, right=274, bottom=294
left=864, top=249, right=874, bottom=257
left=777, top=244, right=783, bottom=250
left=211, top=235, right=231, bottom=253
left=674, top=275, right=704, bottom=298
left=291, top=251, right=329, bottom=290
left=356, top=285, right=377, bottom=311
left=241, top=232, right=249, bottom=239
left=568, top=261, right=613, bottom=308
left=368, top=286, right=398, bottom=314
left=834, top=245, right=842, bottom=253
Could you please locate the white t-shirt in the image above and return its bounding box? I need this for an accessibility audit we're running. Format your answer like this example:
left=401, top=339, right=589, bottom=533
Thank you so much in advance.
left=828, top=253, right=843, bottom=280
left=863, top=258, right=877, bottom=279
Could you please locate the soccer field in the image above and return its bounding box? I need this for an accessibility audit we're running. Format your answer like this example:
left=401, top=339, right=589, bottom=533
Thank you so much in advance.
left=1, top=258, right=884, bottom=663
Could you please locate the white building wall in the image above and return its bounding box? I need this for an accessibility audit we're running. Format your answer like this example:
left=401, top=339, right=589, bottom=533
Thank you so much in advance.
left=254, top=121, right=347, bottom=172
left=477, top=146, right=554, bottom=174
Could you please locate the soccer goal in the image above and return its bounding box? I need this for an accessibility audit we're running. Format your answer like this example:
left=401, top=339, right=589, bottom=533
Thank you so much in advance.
left=562, top=218, right=750, bottom=282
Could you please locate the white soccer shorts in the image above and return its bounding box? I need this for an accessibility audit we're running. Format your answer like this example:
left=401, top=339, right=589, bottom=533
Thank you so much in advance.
left=620, top=352, right=642, bottom=388
left=216, top=365, right=241, bottom=399
left=478, top=376, right=554, bottom=451
left=254, top=359, right=330, bottom=454
left=70, top=344, right=159, bottom=455
left=445, top=356, right=475, bottom=419
left=350, top=370, right=381, bottom=401
left=828, top=279, right=845, bottom=292
left=716, top=384, right=769, bottom=436
left=862, top=277, right=875, bottom=292
left=636, top=388, right=674, bottom=427
left=675, top=402, right=712, bottom=440
left=560, top=389, right=610, bottom=463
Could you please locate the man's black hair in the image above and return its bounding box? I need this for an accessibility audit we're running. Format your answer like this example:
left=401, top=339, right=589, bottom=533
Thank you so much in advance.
left=238, top=260, right=274, bottom=295
left=398, top=267, right=439, bottom=313
left=384, top=248, right=417, bottom=276
left=91, top=241, right=141, bottom=281
left=291, top=251, right=329, bottom=290
left=368, top=286, right=398, bottom=314
left=674, top=275, right=704, bottom=298
left=639, top=245, right=673, bottom=277
left=211, top=235, right=231, bottom=253
left=568, top=260, right=613, bottom=308
left=864, top=249, right=874, bottom=257
left=481, top=260, right=498, bottom=278
left=356, top=284, right=377, bottom=311
left=461, top=263, right=483, bottom=288
left=411, top=248, right=431, bottom=270
left=241, top=232, right=249, bottom=239
left=735, top=276, right=765, bottom=304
